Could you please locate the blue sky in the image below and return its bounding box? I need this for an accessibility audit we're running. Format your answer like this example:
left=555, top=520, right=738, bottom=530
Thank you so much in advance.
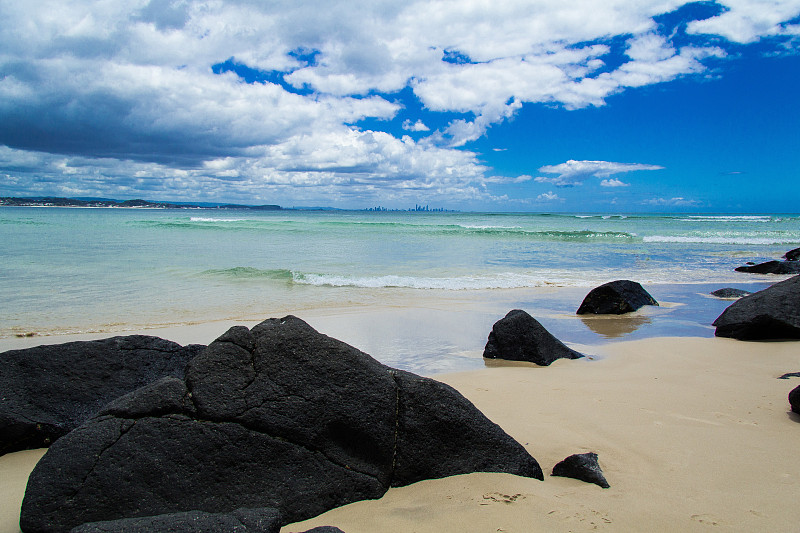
left=0, top=1, right=798, bottom=212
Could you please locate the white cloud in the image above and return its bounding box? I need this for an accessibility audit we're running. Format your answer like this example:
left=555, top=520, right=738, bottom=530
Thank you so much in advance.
left=537, top=191, right=561, bottom=201
left=644, top=196, right=701, bottom=207
left=687, top=0, right=800, bottom=43
left=402, top=119, right=430, bottom=132
left=535, top=160, right=663, bottom=187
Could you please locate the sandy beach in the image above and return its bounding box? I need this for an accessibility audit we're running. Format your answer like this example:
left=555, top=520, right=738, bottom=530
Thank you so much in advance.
left=2, top=311, right=799, bottom=533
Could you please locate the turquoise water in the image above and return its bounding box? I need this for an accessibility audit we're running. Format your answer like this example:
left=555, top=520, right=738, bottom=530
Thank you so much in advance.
left=2, top=207, right=799, bottom=340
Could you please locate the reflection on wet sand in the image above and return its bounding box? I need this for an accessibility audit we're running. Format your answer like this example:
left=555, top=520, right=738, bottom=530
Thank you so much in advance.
left=579, top=313, right=652, bottom=338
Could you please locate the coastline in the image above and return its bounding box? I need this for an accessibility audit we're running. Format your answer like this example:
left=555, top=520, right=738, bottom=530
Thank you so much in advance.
left=3, top=332, right=799, bottom=532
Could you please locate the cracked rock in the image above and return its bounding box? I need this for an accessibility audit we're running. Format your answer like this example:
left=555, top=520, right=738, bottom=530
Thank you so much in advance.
left=21, top=316, right=542, bottom=532
left=0, top=336, right=205, bottom=455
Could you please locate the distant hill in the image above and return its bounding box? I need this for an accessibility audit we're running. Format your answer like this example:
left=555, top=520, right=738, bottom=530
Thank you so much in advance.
left=0, top=197, right=283, bottom=210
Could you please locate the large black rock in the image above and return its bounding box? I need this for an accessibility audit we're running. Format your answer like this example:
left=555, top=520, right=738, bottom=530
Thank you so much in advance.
left=789, top=385, right=800, bottom=415
left=713, top=275, right=800, bottom=340
left=21, top=316, right=541, bottom=532
left=576, top=280, right=658, bottom=315
left=483, top=310, right=583, bottom=366
left=785, top=248, right=800, bottom=261
left=0, top=336, right=204, bottom=455
left=735, top=260, right=800, bottom=274
left=69, top=508, right=282, bottom=533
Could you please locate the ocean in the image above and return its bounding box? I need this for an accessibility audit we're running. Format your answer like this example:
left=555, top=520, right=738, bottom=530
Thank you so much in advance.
left=2, top=207, right=798, bottom=372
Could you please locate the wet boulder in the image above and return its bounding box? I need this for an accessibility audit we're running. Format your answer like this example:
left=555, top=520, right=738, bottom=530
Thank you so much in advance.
left=483, top=310, right=583, bottom=366
left=21, top=316, right=541, bottom=533
left=576, top=280, right=658, bottom=315
left=551, top=452, right=610, bottom=488
left=713, top=275, right=800, bottom=340
left=710, top=288, right=751, bottom=299
left=0, top=336, right=204, bottom=455
left=784, top=247, right=800, bottom=261
left=734, top=260, right=800, bottom=275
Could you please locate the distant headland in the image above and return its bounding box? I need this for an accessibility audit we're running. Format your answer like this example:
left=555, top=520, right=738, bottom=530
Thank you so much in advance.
left=0, top=197, right=282, bottom=210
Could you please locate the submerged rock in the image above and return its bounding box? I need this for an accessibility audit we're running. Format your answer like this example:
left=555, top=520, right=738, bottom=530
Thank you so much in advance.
left=576, top=280, right=658, bottom=315
left=551, top=452, right=610, bottom=488
left=713, top=275, right=800, bottom=340
left=0, top=336, right=204, bottom=456
left=483, top=310, right=583, bottom=366
left=734, top=260, right=800, bottom=275
left=710, top=288, right=751, bottom=299
left=21, top=316, right=541, bottom=533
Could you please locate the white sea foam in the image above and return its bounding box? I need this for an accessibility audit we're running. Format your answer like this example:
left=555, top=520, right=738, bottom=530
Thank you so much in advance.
left=643, top=235, right=799, bottom=245
left=679, top=215, right=772, bottom=222
left=189, top=217, right=248, bottom=222
left=292, top=272, right=589, bottom=290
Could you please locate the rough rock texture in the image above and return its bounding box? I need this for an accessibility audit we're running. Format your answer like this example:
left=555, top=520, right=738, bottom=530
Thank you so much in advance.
left=21, top=316, right=542, bottom=533
left=576, top=280, right=658, bottom=315
left=551, top=452, right=610, bottom=488
left=790, top=386, right=800, bottom=415
left=710, top=288, right=751, bottom=299
left=483, top=310, right=583, bottom=366
left=0, top=336, right=204, bottom=455
left=69, top=508, right=281, bottom=533
left=713, top=275, right=800, bottom=340
left=734, top=260, right=800, bottom=274
left=784, top=247, right=800, bottom=261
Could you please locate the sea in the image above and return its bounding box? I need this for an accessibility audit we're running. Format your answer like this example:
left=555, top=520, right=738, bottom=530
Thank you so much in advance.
left=2, top=207, right=798, bottom=373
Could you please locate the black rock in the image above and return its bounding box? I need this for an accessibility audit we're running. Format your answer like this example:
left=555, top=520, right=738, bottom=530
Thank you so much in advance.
left=21, top=316, right=541, bottom=533
left=483, top=310, right=583, bottom=366
left=779, top=372, right=800, bottom=380
left=790, top=385, right=800, bottom=415
left=734, top=260, right=800, bottom=274
left=576, top=280, right=658, bottom=315
left=710, top=288, right=751, bottom=299
left=69, top=508, right=281, bottom=533
left=0, top=336, right=204, bottom=455
left=551, top=452, right=610, bottom=488
left=299, top=529, right=346, bottom=533
left=784, top=247, right=800, bottom=261
left=713, top=275, right=800, bottom=340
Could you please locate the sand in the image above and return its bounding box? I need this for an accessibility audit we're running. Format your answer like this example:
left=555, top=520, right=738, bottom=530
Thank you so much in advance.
left=2, top=332, right=800, bottom=532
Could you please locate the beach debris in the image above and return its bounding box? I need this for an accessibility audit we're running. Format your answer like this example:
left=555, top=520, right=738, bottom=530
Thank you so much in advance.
left=576, top=280, right=658, bottom=315
left=734, top=260, right=800, bottom=275
left=70, top=507, right=282, bottom=533
left=0, top=336, right=205, bottom=456
left=551, top=452, right=610, bottom=488
left=713, top=275, right=800, bottom=340
left=483, top=309, right=584, bottom=366
left=790, top=386, right=800, bottom=415
left=784, top=247, right=800, bottom=261
left=710, top=288, right=752, bottom=299
left=21, top=316, right=542, bottom=533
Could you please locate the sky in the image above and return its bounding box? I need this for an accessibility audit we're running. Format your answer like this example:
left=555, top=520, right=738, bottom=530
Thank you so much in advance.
left=0, top=0, right=798, bottom=212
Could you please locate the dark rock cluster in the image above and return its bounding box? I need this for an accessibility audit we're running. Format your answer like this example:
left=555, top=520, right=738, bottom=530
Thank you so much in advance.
left=18, top=316, right=542, bottom=533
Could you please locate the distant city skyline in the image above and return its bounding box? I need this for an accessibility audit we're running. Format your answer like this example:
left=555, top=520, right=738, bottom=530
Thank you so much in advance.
left=1, top=1, right=799, bottom=212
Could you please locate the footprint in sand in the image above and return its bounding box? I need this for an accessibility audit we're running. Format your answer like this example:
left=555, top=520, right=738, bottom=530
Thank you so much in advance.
left=480, top=492, right=526, bottom=505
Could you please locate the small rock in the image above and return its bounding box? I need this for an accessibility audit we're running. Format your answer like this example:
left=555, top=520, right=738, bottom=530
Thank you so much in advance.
left=551, top=452, right=610, bottom=488
left=784, top=247, right=800, bottom=261
left=778, top=372, right=800, bottom=380
left=483, top=310, right=583, bottom=366
left=710, top=288, right=751, bottom=299
left=734, top=260, right=800, bottom=274
left=790, top=385, right=800, bottom=415
left=577, top=280, right=658, bottom=315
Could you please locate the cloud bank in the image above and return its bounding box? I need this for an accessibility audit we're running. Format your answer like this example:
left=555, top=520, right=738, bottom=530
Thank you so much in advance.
left=0, top=0, right=798, bottom=207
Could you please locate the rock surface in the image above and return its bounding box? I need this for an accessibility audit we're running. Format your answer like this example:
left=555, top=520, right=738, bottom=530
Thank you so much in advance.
left=576, top=280, right=658, bottom=315
left=551, top=452, right=610, bottom=488
left=483, top=310, right=583, bottom=366
left=69, top=508, right=282, bottom=533
left=734, top=260, right=800, bottom=274
left=784, top=247, right=800, bottom=261
left=0, top=336, right=204, bottom=455
left=21, top=316, right=541, bottom=533
left=790, top=386, right=800, bottom=415
left=713, top=275, right=800, bottom=340
left=710, top=288, right=751, bottom=299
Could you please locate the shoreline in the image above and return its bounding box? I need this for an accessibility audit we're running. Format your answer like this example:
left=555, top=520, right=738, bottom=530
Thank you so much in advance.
left=3, top=334, right=799, bottom=532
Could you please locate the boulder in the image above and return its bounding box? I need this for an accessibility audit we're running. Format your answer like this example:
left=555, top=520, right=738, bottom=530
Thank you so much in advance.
left=551, top=452, right=610, bottom=488
left=69, top=508, right=281, bottom=533
left=21, top=316, right=541, bottom=533
left=734, top=260, right=800, bottom=274
left=483, top=310, right=583, bottom=366
left=713, top=275, right=800, bottom=340
left=790, top=385, right=800, bottom=415
left=784, top=247, right=800, bottom=261
left=0, top=336, right=204, bottom=455
left=710, top=288, right=751, bottom=299
left=576, top=280, right=658, bottom=315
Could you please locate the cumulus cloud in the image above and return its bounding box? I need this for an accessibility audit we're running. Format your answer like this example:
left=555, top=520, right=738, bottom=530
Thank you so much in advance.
left=644, top=196, right=702, bottom=207
left=537, top=191, right=561, bottom=202
left=0, top=0, right=796, bottom=205
left=535, top=160, right=663, bottom=187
